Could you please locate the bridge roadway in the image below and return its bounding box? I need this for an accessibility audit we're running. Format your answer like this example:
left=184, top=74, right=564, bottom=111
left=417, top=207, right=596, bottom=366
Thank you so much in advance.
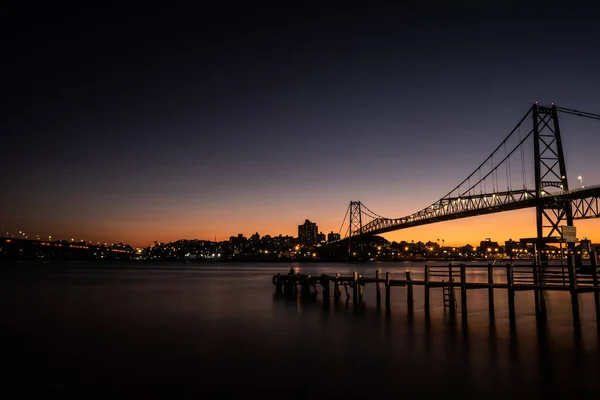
left=361, top=185, right=600, bottom=236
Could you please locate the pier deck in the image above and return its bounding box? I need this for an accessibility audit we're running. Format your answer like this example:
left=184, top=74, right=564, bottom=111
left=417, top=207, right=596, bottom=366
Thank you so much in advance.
left=272, top=254, right=600, bottom=333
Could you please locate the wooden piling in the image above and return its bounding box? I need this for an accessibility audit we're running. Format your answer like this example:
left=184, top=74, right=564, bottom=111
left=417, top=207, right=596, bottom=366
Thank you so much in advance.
left=334, top=273, right=341, bottom=299
left=321, top=274, right=330, bottom=299
left=352, top=271, right=358, bottom=303
left=424, top=265, right=430, bottom=315
left=275, top=273, right=282, bottom=295
left=406, top=271, right=413, bottom=312
left=591, top=257, right=600, bottom=333
left=567, top=254, right=581, bottom=332
left=385, top=272, right=391, bottom=309
left=358, top=274, right=364, bottom=301
left=506, top=263, right=516, bottom=327
left=532, top=263, right=547, bottom=322
left=460, top=264, right=467, bottom=322
left=375, top=269, right=381, bottom=307
left=301, top=274, right=311, bottom=298
left=487, top=263, right=495, bottom=316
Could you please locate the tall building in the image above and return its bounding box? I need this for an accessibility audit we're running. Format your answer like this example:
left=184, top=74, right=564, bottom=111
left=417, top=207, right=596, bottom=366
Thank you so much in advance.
left=298, top=219, right=318, bottom=245
left=327, top=231, right=341, bottom=242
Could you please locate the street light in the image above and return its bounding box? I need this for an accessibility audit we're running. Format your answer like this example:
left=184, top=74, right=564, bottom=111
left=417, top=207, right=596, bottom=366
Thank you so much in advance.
left=578, top=176, right=583, bottom=188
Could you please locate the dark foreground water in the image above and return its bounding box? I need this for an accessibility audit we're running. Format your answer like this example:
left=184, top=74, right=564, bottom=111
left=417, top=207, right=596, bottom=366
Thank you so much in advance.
left=0, top=261, right=598, bottom=398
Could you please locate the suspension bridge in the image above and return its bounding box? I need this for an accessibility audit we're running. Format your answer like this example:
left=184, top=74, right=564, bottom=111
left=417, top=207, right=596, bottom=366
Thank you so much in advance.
left=338, top=103, right=600, bottom=251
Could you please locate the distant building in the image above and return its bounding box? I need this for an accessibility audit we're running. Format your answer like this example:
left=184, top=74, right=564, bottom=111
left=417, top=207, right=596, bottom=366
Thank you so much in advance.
left=479, top=238, right=499, bottom=255
left=298, top=219, right=318, bottom=245
left=317, top=232, right=326, bottom=243
left=327, top=231, right=341, bottom=242
left=229, top=234, right=247, bottom=247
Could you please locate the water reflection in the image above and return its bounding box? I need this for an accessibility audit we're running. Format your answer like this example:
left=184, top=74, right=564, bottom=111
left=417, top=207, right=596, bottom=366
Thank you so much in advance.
left=271, top=283, right=598, bottom=397
left=0, top=263, right=597, bottom=398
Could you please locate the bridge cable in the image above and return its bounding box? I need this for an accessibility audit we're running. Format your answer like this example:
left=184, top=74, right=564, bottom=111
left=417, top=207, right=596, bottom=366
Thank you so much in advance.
left=519, top=123, right=526, bottom=189
left=491, top=154, right=495, bottom=193
left=338, top=204, right=350, bottom=237
left=505, top=142, right=512, bottom=192
left=458, top=127, right=533, bottom=198
left=556, top=107, right=600, bottom=121
left=442, top=107, right=533, bottom=202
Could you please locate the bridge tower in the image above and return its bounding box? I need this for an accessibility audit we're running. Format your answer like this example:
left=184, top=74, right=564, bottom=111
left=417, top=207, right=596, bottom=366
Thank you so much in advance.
left=532, top=104, right=574, bottom=247
left=348, top=201, right=363, bottom=257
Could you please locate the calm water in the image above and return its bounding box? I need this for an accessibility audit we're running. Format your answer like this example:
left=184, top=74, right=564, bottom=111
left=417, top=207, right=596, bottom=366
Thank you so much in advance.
left=1, top=261, right=598, bottom=398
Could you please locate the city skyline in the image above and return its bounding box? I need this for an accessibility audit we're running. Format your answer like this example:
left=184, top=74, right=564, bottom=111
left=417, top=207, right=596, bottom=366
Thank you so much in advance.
left=3, top=3, right=600, bottom=248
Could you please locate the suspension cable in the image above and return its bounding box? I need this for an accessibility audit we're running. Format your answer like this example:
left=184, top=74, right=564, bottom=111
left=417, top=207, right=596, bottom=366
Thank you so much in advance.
left=338, top=204, right=350, bottom=236
left=519, top=124, right=526, bottom=189
left=556, top=107, right=600, bottom=120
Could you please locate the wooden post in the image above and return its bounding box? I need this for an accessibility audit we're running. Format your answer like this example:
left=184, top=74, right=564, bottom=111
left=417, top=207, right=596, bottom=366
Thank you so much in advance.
left=424, top=265, right=430, bottom=316
left=567, top=253, right=581, bottom=333
left=352, top=271, right=358, bottom=303
left=487, top=263, right=495, bottom=316
left=506, top=263, right=516, bottom=328
left=591, top=257, right=600, bottom=333
left=334, top=273, right=341, bottom=299
left=322, top=274, right=330, bottom=299
left=406, top=271, right=413, bottom=312
left=460, top=264, right=467, bottom=322
left=302, top=274, right=311, bottom=299
left=275, top=273, right=282, bottom=295
left=375, top=269, right=381, bottom=307
left=385, top=272, right=391, bottom=309
left=532, top=263, right=542, bottom=319
left=358, top=274, right=363, bottom=301
left=284, top=276, right=293, bottom=298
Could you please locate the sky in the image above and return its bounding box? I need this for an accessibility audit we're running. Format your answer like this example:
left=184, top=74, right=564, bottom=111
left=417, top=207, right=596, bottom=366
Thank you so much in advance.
left=2, top=2, right=600, bottom=247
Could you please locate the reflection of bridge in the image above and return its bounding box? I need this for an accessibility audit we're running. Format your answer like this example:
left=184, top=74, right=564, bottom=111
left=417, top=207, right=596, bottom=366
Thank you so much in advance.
left=339, top=104, right=600, bottom=247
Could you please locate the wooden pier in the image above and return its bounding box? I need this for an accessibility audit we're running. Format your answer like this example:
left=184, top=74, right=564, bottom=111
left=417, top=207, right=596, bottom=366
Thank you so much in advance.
left=272, top=252, right=600, bottom=333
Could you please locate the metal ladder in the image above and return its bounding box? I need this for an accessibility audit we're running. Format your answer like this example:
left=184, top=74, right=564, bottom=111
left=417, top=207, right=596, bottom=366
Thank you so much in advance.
left=442, top=279, right=456, bottom=310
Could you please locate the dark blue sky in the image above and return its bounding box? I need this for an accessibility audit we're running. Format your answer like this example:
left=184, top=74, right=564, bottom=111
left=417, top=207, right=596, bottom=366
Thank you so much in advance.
left=3, top=2, right=600, bottom=246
